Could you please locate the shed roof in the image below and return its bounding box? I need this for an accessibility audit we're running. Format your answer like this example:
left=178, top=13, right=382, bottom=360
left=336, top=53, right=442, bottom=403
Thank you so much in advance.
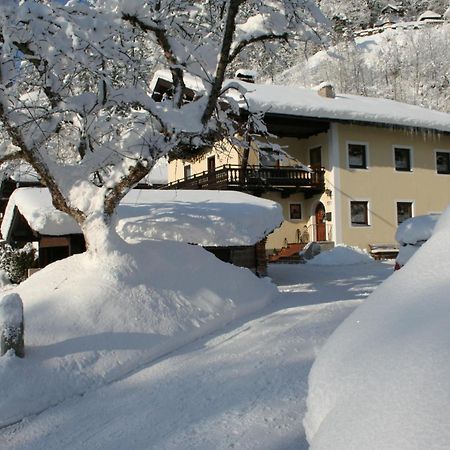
left=2, top=188, right=282, bottom=247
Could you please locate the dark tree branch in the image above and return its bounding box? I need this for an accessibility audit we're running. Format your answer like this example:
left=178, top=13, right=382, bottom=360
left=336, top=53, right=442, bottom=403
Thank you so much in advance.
left=104, top=159, right=150, bottom=217
left=229, top=32, right=289, bottom=62
left=13, top=41, right=63, bottom=109
left=200, top=0, right=245, bottom=126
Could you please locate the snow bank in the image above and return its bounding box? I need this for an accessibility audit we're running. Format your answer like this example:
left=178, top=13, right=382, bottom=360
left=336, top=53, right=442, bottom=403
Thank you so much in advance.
left=308, top=245, right=373, bottom=265
left=0, top=239, right=277, bottom=427
left=395, top=214, right=440, bottom=245
left=304, top=205, right=450, bottom=449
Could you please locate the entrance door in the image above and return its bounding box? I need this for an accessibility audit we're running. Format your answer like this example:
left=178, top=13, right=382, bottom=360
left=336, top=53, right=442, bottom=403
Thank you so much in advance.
left=309, top=147, right=322, bottom=169
left=315, top=202, right=326, bottom=242
left=207, top=156, right=216, bottom=185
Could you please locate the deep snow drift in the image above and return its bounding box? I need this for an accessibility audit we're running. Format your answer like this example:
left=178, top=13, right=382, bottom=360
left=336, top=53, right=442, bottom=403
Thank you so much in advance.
left=0, top=240, right=276, bottom=427
left=304, top=206, right=450, bottom=449
left=308, top=245, right=373, bottom=266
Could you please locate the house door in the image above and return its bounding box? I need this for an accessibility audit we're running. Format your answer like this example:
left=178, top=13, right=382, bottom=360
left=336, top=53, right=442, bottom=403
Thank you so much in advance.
left=207, top=156, right=216, bottom=185
left=315, top=202, right=326, bottom=242
left=310, top=146, right=322, bottom=169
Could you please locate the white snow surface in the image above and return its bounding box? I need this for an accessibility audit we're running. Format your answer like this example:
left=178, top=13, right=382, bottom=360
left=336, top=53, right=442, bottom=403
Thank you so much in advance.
left=117, top=189, right=282, bottom=246
left=0, top=258, right=393, bottom=449
left=304, top=204, right=450, bottom=449
left=395, top=213, right=440, bottom=245
left=2, top=188, right=282, bottom=247
left=308, top=245, right=373, bottom=265
left=0, top=239, right=277, bottom=428
left=227, top=80, right=450, bottom=133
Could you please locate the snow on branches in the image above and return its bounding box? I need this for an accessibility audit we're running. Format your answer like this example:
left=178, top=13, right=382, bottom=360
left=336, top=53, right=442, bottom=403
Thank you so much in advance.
left=0, top=0, right=325, bottom=252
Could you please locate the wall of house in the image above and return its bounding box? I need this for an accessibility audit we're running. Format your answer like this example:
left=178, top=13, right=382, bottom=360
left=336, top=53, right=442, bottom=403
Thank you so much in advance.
left=168, top=144, right=242, bottom=182
left=262, top=132, right=334, bottom=251
left=335, top=123, right=450, bottom=250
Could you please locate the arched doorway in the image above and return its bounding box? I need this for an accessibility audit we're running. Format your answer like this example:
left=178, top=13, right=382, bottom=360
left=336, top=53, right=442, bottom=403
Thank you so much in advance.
left=315, top=202, right=326, bottom=242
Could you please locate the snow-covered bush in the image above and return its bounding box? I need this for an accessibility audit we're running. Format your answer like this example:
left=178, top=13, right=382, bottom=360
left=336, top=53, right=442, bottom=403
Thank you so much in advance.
left=0, top=244, right=36, bottom=284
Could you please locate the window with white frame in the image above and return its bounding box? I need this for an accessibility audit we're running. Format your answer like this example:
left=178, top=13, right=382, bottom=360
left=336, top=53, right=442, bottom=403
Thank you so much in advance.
left=397, top=202, right=413, bottom=224
left=436, top=151, right=450, bottom=174
left=348, top=143, right=368, bottom=169
left=394, top=147, right=412, bottom=172
left=350, top=201, right=369, bottom=226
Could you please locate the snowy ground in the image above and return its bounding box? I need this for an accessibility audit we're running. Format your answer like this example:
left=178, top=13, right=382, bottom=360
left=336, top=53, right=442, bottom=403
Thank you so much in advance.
left=0, top=259, right=392, bottom=450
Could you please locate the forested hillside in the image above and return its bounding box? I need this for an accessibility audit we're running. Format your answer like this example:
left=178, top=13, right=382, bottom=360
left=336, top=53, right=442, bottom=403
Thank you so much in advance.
left=237, top=1, right=450, bottom=113
left=277, top=23, right=450, bottom=113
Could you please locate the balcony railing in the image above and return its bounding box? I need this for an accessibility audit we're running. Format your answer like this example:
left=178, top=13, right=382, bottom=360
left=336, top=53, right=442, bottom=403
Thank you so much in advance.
left=164, top=164, right=325, bottom=193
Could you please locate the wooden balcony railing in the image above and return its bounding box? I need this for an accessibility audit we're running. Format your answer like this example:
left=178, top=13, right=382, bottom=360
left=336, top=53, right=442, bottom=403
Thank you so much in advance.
left=164, top=164, right=325, bottom=193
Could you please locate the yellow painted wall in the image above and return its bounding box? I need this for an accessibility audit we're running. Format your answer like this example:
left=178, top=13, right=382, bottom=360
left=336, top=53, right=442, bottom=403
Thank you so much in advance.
left=168, top=143, right=242, bottom=182
left=336, top=123, right=450, bottom=250
left=261, top=132, right=333, bottom=250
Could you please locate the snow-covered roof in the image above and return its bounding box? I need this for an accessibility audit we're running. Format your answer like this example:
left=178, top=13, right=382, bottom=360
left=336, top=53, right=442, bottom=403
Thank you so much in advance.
left=150, top=69, right=208, bottom=96
left=418, top=10, right=442, bottom=21
left=1, top=188, right=282, bottom=247
left=150, top=70, right=450, bottom=134
left=1, top=188, right=81, bottom=239
left=117, top=190, right=282, bottom=246
left=227, top=80, right=450, bottom=134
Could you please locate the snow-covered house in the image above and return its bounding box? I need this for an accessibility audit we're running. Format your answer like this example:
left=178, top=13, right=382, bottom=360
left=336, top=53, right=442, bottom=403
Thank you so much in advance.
left=1, top=188, right=282, bottom=276
left=162, top=74, right=450, bottom=253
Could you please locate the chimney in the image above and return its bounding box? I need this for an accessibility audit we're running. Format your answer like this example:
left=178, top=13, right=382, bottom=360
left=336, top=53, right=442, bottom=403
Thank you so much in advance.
left=235, top=69, right=257, bottom=84
left=318, top=82, right=335, bottom=99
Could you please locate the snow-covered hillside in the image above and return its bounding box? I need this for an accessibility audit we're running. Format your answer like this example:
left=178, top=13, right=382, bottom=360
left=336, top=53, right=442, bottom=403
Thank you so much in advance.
left=276, top=24, right=450, bottom=113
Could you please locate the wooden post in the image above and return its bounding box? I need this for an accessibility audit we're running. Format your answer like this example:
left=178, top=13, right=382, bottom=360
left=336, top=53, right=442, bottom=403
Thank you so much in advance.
left=0, top=293, right=25, bottom=358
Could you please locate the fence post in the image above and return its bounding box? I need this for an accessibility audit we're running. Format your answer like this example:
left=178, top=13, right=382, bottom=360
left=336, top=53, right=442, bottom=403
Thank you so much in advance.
left=0, top=293, right=25, bottom=358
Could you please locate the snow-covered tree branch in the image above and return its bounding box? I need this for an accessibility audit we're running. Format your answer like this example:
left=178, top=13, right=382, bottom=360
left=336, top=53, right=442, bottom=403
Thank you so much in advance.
left=0, top=0, right=325, bottom=254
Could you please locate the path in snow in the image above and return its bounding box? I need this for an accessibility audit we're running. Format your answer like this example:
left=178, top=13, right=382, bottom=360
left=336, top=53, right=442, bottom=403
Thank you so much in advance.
left=1, top=262, right=392, bottom=450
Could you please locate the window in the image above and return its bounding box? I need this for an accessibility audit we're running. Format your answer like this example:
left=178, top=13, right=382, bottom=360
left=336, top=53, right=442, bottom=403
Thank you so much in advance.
left=348, top=143, right=367, bottom=169
left=351, top=201, right=369, bottom=226
left=289, top=203, right=302, bottom=220
left=397, top=202, right=413, bottom=224
left=394, top=147, right=411, bottom=171
left=436, top=151, right=450, bottom=174
left=184, top=164, right=191, bottom=179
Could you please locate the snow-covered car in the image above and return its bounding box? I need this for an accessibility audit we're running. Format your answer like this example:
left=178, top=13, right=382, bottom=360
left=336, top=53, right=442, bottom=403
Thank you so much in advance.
left=394, top=214, right=440, bottom=270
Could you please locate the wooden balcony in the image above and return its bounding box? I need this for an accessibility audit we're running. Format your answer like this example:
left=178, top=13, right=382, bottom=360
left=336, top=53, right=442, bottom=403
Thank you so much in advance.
left=165, top=164, right=325, bottom=195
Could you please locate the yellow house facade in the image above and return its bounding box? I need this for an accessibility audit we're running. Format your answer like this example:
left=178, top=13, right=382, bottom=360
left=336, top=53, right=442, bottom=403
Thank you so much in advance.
left=162, top=77, right=450, bottom=253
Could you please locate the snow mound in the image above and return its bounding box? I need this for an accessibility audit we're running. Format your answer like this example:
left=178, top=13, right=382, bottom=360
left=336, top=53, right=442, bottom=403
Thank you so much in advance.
left=395, top=214, right=440, bottom=245
left=308, top=245, right=373, bottom=265
left=0, top=240, right=277, bottom=427
left=304, top=205, right=450, bottom=449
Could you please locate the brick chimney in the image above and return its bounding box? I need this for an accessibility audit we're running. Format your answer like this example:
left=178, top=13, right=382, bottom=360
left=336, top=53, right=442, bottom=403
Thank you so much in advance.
left=318, top=82, right=335, bottom=99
